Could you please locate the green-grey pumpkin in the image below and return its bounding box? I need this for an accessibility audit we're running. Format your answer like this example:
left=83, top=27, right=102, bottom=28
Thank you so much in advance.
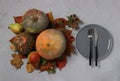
left=22, top=9, right=49, bottom=34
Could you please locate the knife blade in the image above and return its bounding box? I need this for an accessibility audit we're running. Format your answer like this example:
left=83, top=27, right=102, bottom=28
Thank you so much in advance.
left=94, top=28, right=98, bottom=66
left=94, top=28, right=98, bottom=47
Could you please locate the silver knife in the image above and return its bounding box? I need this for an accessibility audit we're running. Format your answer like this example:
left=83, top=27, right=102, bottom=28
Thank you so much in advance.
left=94, top=28, right=98, bottom=66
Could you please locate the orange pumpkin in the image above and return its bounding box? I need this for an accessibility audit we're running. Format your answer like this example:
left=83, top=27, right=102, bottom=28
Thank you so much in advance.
left=36, top=29, right=66, bottom=60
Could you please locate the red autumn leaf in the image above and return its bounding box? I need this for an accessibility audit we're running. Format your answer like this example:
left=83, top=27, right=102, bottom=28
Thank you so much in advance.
left=56, top=57, right=67, bottom=70
left=63, top=29, right=75, bottom=54
left=68, top=36, right=75, bottom=43
left=13, top=16, right=22, bottom=23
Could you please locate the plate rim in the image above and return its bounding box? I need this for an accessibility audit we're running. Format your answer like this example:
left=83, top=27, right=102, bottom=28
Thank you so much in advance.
left=76, top=24, right=113, bottom=61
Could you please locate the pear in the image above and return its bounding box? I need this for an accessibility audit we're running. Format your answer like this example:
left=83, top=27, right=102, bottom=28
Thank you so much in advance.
left=8, top=23, right=23, bottom=34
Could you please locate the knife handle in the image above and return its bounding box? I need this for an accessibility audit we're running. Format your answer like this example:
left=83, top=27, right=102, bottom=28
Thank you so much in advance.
left=89, top=39, right=92, bottom=66
left=95, top=46, right=98, bottom=66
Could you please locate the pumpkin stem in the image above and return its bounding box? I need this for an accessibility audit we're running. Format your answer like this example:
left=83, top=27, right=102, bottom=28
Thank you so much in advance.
left=33, top=16, right=38, bottom=21
left=47, top=43, right=50, bottom=47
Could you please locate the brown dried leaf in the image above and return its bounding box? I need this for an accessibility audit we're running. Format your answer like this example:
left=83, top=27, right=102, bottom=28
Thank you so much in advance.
left=53, top=18, right=67, bottom=29
left=10, top=44, right=16, bottom=51
left=39, top=62, right=54, bottom=71
left=47, top=12, right=54, bottom=22
left=26, top=62, right=35, bottom=73
left=9, top=36, right=16, bottom=44
left=10, top=54, right=23, bottom=69
left=67, top=14, right=81, bottom=30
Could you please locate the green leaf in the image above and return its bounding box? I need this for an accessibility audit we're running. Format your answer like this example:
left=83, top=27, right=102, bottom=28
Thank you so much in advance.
left=40, top=58, right=48, bottom=65
left=47, top=69, right=56, bottom=74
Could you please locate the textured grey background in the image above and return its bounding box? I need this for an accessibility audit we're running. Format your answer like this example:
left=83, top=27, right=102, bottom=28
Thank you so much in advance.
left=0, top=0, right=120, bottom=81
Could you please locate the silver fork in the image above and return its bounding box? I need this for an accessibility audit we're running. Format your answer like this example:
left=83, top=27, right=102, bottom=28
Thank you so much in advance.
left=88, top=28, right=94, bottom=66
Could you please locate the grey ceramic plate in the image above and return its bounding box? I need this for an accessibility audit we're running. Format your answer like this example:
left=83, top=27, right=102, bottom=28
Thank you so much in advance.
left=76, top=24, right=113, bottom=61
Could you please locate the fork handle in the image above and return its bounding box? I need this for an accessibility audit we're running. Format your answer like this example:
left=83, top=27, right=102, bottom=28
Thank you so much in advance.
left=89, top=39, right=92, bottom=66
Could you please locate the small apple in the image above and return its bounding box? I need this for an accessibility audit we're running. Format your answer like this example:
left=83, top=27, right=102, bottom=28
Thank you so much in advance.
left=28, top=51, right=40, bottom=68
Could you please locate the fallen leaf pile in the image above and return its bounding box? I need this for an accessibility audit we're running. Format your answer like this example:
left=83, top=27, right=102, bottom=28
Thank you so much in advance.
left=9, top=9, right=82, bottom=74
